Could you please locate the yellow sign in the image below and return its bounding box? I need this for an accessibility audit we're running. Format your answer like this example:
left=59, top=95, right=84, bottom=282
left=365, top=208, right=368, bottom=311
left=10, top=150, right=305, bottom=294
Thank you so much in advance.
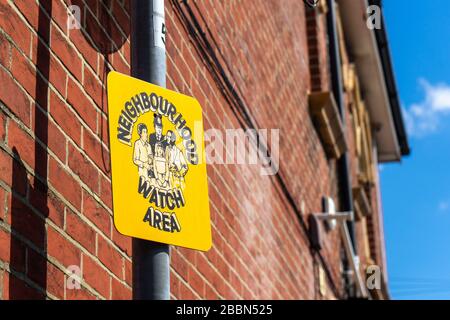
left=107, top=71, right=211, bottom=251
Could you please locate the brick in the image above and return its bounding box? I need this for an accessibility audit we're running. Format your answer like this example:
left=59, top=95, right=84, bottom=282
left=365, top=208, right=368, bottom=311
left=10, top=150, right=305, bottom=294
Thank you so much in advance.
left=82, top=190, right=111, bottom=236
left=83, top=64, right=103, bottom=109
left=8, top=195, right=46, bottom=249
left=49, top=54, right=67, bottom=97
left=0, top=1, right=32, bottom=54
left=122, top=0, right=130, bottom=15
left=170, top=273, right=180, bottom=298
left=121, top=41, right=130, bottom=69
left=97, top=2, right=127, bottom=52
left=47, top=226, right=81, bottom=268
left=51, top=26, right=82, bottom=81
left=68, top=28, right=98, bottom=72
left=208, top=248, right=230, bottom=281
left=11, top=45, right=36, bottom=98
left=112, top=226, right=131, bottom=257
left=124, top=259, right=132, bottom=286
left=66, top=78, right=98, bottom=132
left=196, top=254, right=219, bottom=290
left=29, top=30, right=67, bottom=98
left=47, top=0, right=70, bottom=34
left=84, top=5, right=115, bottom=55
left=2, top=271, right=7, bottom=299
left=97, top=56, right=112, bottom=91
left=26, top=247, right=48, bottom=288
left=110, top=51, right=129, bottom=75
left=99, top=175, right=112, bottom=209
left=13, top=0, right=40, bottom=34
left=67, top=142, right=99, bottom=193
left=0, top=150, right=27, bottom=196
left=0, top=110, right=7, bottom=144
left=205, top=283, right=219, bottom=300
left=29, top=177, right=65, bottom=228
left=7, top=120, right=35, bottom=168
left=48, top=156, right=82, bottom=210
left=171, top=249, right=188, bottom=282
left=0, top=187, right=5, bottom=222
left=83, top=128, right=110, bottom=174
left=0, top=270, right=2, bottom=299
left=111, top=277, right=131, bottom=300
left=0, top=32, right=11, bottom=69
left=0, top=67, right=31, bottom=127
left=99, top=111, right=109, bottom=146
left=97, top=235, right=122, bottom=278
left=0, top=227, right=10, bottom=262
left=33, top=106, right=66, bottom=162
left=46, top=262, right=65, bottom=299
left=82, top=254, right=110, bottom=298
left=66, top=209, right=96, bottom=254
left=47, top=195, right=65, bottom=231
left=111, top=0, right=130, bottom=38
left=188, top=267, right=205, bottom=298
left=178, top=279, right=197, bottom=300
left=9, top=237, right=27, bottom=275
left=5, top=273, right=45, bottom=300
left=66, top=287, right=97, bottom=300
left=49, top=90, right=81, bottom=146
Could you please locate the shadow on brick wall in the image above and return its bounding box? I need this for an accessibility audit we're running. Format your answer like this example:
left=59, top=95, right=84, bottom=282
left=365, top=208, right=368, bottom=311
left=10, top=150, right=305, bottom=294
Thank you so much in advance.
left=69, top=0, right=130, bottom=174
left=9, top=1, right=131, bottom=298
left=70, top=0, right=130, bottom=55
left=9, top=0, right=52, bottom=299
left=9, top=148, right=47, bottom=299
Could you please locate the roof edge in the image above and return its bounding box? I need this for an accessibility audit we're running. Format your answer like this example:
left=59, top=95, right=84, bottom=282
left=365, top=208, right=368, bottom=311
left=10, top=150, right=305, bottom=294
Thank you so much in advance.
left=368, top=0, right=410, bottom=157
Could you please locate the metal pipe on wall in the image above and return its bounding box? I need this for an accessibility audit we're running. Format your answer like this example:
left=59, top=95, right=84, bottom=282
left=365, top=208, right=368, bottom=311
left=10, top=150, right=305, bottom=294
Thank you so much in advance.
left=131, top=0, right=170, bottom=300
left=325, top=0, right=359, bottom=297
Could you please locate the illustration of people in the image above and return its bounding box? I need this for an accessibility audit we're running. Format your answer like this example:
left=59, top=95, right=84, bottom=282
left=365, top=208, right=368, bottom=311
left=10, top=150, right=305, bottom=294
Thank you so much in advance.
left=133, top=113, right=190, bottom=191
left=153, top=142, right=169, bottom=189
left=133, top=123, right=153, bottom=181
left=149, top=113, right=165, bottom=155
left=165, top=130, right=188, bottom=189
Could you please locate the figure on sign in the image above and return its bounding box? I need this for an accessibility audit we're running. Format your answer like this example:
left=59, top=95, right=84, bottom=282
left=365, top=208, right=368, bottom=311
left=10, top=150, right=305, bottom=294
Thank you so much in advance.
left=132, top=113, right=190, bottom=234
left=165, top=130, right=188, bottom=189
left=133, top=123, right=153, bottom=181
left=133, top=113, right=190, bottom=192
left=149, top=113, right=165, bottom=155
left=153, top=142, right=169, bottom=189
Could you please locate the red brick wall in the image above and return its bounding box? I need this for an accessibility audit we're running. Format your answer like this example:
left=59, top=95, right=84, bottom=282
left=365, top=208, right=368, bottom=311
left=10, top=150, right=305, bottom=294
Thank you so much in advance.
left=0, top=0, right=385, bottom=300
left=0, top=0, right=131, bottom=300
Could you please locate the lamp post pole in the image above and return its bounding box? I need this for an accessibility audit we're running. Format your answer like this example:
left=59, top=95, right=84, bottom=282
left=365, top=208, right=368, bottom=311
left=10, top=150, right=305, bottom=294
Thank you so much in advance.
left=130, top=0, right=170, bottom=300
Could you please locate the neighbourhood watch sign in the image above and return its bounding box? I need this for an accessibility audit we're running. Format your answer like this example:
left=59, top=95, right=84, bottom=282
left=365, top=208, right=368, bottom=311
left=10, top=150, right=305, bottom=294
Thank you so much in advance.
left=107, top=71, right=211, bottom=251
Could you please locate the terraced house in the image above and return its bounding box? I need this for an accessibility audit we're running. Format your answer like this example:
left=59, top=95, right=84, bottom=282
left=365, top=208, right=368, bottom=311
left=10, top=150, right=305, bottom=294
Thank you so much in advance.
left=0, top=0, right=408, bottom=300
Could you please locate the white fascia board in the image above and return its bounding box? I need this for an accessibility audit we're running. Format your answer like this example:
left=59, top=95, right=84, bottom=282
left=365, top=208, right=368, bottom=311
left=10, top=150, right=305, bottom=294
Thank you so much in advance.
left=337, top=0, right=401, bottom=162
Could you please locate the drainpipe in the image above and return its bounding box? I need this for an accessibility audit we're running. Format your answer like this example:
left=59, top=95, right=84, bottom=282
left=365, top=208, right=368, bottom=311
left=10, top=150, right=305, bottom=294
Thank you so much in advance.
left=325, top=0, right=359, bottom=297
left=131, top=0, right=170, bottom=300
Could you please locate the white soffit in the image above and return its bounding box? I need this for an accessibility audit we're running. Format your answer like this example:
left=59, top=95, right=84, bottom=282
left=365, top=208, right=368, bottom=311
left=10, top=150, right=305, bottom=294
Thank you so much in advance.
left=337, top=0, right=401, bottom=162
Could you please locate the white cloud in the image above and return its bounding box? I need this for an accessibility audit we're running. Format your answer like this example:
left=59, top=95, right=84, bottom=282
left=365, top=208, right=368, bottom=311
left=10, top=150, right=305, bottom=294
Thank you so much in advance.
left=438, top=201, right=450, bottom=212
left=403, top=79, right=450, bottom=137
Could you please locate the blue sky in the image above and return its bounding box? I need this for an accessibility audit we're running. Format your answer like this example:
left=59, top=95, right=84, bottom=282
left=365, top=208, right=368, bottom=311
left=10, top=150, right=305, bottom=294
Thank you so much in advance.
left=381, top=0, right=450, bottom=299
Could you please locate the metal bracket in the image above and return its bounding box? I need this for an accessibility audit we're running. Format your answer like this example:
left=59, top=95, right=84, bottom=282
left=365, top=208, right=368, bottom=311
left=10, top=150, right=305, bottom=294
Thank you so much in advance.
left=311, top=210, right=368, bottom=298
left=313, top=211, right=354, bottom=222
